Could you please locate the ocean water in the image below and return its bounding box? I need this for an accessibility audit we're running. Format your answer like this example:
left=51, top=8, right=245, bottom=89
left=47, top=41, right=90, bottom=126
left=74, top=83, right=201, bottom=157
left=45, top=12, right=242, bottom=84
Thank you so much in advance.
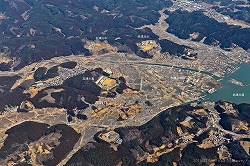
left=204, top=63, right=250, bottom=104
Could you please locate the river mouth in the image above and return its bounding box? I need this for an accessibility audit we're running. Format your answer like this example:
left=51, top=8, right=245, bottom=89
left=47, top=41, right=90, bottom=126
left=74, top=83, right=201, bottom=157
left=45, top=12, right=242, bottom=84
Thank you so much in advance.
left=203, top=63, right=250, bottom=104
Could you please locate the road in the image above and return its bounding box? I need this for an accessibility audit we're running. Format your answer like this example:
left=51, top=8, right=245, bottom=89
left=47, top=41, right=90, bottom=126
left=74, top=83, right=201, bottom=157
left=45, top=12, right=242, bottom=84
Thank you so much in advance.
left=215, top=123, right=249, bottom=139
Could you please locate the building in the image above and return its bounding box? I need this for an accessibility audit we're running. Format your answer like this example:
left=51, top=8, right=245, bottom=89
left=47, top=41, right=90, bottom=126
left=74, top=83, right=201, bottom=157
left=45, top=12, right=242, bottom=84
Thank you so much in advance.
left=98, top=130, right=123, bottom=144
left=32, top=81, right=45, bottom=88
left=104, top=68, right=112, bottom=74
left=184, top=116, right=192, bottom=122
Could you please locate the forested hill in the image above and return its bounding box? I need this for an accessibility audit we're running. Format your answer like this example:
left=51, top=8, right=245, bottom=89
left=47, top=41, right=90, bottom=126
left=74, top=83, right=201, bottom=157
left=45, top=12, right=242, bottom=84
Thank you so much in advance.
left=0, top=0, right=172, bottom=70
